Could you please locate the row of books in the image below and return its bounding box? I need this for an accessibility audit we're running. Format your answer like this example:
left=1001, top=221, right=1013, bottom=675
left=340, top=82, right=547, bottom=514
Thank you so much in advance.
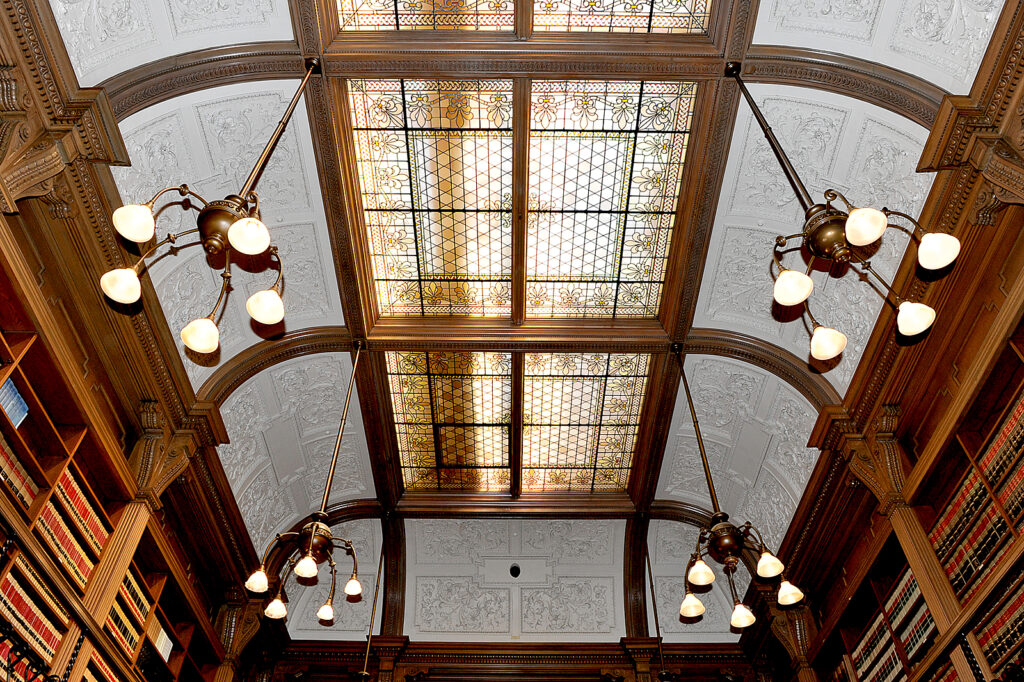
left=901, top=604, right=936, bottom=660
left=851, top=613, right=888, bottom=676
left=0, top=635, right=32, bottom=680
left=0, top=430, right=37, bottom=508
left=857, top=643, right=902, bottom=682
left=36, top=500, right=95, bottom=588
left=0, top=378, right=28, bottom=427
left=106, top=598, right=141, bottom=657
left=0, top=566, right=64, bottom=661
left=976, top=578, right=1024, bottom=667
left=84, top=650, right=119, bottom=682
left=147, top=617, right=174, bottom=662
left=976, top=389, right=1024, bottom=484
left=883, top=568, right=920, bottom=629
left=53, top=468, right=110, bottom=556
left=119, top=569, right=152, bottom=625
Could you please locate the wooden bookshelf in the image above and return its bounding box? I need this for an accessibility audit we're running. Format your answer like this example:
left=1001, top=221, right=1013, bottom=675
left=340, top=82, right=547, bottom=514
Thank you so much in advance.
left=972, top=571, right=1024, bottom=676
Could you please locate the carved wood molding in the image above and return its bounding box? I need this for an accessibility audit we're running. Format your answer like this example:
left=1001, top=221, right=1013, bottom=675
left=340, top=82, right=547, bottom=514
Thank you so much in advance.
left=622, top=517, right=650, bottom=638
left=100, top=41, right=305, bottom=120
left=685, top=328, right=841, bottom=411
left=743, top=46, right=945, bottom=128
left=130, top=400, right=202, bottom=509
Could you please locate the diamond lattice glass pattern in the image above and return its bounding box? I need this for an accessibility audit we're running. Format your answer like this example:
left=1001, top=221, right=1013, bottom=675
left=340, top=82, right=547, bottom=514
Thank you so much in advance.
left=388, top=351, right=512, bottom=491
left=522, top=352, right=649, bottom=491
left=350, top=79, right=514, bottom=316
left=533, top=0, right=709, bottom=32
left=337, top=0, right=514, bottom=30
left=527, top=80, right=695, bottom=318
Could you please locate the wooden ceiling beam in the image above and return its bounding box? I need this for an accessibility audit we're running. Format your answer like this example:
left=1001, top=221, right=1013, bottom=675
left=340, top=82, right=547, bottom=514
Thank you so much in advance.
left=395, top=492, right=635, bottom=517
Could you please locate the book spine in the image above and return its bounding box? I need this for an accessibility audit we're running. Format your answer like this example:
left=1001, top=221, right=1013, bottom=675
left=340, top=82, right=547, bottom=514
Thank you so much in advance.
left=37, top=503, right=93, bottom=588
left=977, top=582, right=1024, bottom=663
left=978, top=392, right=1024, bottom=471
left=0, top=379, right=29, bottom=427
left=55, top=469, right=108, bottom=554
left=0, top=432, right=37, bottom=507
left=105, top=600, right=139, bottom=657
left=88, top=651, right=119, bottom=682
left=120, top=569, right=150, bottom=623
left=0, top=573, right=61, bottom=661
left=14, top=555, right=69, bottom=625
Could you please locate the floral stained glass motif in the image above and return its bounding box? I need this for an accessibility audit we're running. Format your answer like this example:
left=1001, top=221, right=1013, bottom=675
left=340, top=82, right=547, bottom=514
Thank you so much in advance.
left=337, top=0, right=515, bottom=30
left=527, top=80, right=695, bottom=318
left=533, top=0, right=709, bottom=32
left=349, top=79, right=514, bottom=316
left=387, top=351, right=513, bottom=491
left=522, top=352, right=649, bottom=491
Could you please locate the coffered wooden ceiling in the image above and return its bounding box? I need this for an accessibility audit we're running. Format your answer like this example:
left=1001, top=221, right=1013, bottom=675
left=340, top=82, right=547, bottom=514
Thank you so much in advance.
left=46, top=0, right=1004, bottom=646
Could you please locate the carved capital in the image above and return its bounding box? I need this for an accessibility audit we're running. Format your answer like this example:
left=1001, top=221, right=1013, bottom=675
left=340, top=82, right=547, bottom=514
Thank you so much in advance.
left=768, top=605, right=817, bottom=672
left=130, top=401, right=199, bottom=508
left=845, top=434, right=905, bottom=515
left=967, top=138, right=1024, bottom=223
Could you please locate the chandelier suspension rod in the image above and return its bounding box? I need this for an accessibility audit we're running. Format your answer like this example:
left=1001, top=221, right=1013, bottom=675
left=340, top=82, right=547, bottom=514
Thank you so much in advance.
left=319, top=342, right=363, bottom=514
left=678, top=358, right=721, bottom=514
left=644, top=542, right=667, bottom=673
left=725, top=62, right=814, bottom=213
left=360, top=545, right=386, bottom=678
left=238, top=57, right=319, bottom=201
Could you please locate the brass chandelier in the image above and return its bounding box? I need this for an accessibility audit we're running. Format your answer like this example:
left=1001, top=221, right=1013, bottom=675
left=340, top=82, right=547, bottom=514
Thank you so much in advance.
left=99, top=59, right=321, bottom=355
left=675, top=351, right=804, bottom=628
left=244, top=343, right=368, bottom=626
left=726, top=63, right=961, bottom=361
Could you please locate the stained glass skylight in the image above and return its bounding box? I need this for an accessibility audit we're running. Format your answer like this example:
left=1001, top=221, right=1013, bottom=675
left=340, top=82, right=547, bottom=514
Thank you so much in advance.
left=349, top=79, right=514, bottom=316
left=533, top=0, right=710, bottom=32
left=337, top=0, right=515, bottom=30
left=522, top=352, right=648, bottom=492
left=527, top=80, right=695, bottom=317
left=388, top=351, right=513, bottom=491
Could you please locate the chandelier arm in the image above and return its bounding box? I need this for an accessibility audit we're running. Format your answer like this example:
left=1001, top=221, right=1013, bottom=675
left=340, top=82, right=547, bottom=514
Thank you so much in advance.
left=131, top=228, right=201, bottom=272
left=726, top=63, right=815, bottom=213
left=678, top=360, right=721, bottom=514
left=204, top=250, right=232, bottom=320
left=144, top=184, right=211, bottom=209
left=260, top=532, right=299, bottom=567
left=881, top=208, right=923, bottom=233
left=824, top=189, right=854, bottom=212
left=268, top=246, right=284, bottom=292
left=318, top=343, right=364, bottom=514
left=848, top=254, right=901, bottom=305
left=326, top=558, right=338, bottom=605
left=725, top=566, right=740, bottom=604
left=802, top=300, right=822, bottom=328
left=338, top=538, right=359, bottom=578
left=359, top=544, right=386, bottom=678
left=743, top=522, right=769, bottom=552
left=237, top=59, right=319, bottom=201
left=643, top=542, right=667, bottom=672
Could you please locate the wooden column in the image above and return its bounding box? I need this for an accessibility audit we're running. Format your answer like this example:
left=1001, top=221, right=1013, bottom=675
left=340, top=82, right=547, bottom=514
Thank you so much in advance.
left=213, top=598, right=263, bottom=682
left=768, top=605, right=820, bottom=682
left=81, top=499, right=150, bottom=616
left=370, top=635, right=409, bottom=682
left=621, top=637, right=659, bottom=682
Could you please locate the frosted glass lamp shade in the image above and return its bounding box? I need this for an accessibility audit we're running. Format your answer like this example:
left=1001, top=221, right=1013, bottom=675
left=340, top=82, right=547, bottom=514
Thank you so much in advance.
left=228, top=217, right=271, bottom=255
left=687, top=559, right=715, bottom=586
left=918, top=232, right=961, bottom=270
left=344, top=576, right=362, bottom=596
left=294, top=555, right=318, bottom=579
left=773, top=269, right=814, bottom=306
left=100, top=268, right=141, bottom=304
left=316, top=602, right=334, bottom=621
left=897, top=302, right=936, bottom=336
left=810, top=326, right=848, bottom=361
left=680, top=593, right=706, bottom=618
left=778, top=580, right=805, bottom=606
left=756, top=551, right=785, bottom=578
left=180, top=318, right=219, bottom=354
left=112, top=204, right=155, bottom=243
left=730, top=603, right=756, bottom=629
left=264, top=597, right=287, bottom=619
left=246, top=289, right=284, bottom=325
left=845, top=207, right=888, bottom=246
left=244, top=568, right=269, bottom=593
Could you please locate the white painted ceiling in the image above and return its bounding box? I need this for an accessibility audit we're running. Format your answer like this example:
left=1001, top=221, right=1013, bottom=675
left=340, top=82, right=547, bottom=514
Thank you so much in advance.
left=48, top=0, right=1004, bottom=646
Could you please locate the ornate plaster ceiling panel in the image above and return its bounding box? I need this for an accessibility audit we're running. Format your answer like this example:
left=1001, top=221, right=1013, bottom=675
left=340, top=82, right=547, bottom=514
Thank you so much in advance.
left=751, top=0, right=1004, bottom=94
left=692, top=84, right=931, bottom=396
left=111, top=81, right=344, bottom=390
left=284, top=518, right=383, bottom=641
left=646, top=520, right=751, bottom=643
left=655, top=354, right=819, bottom=550
left=216, top=352, right=374, bottom=553
left=48, top=0, right=292, bottom=87
left=404, top=519, right=626, bottom=642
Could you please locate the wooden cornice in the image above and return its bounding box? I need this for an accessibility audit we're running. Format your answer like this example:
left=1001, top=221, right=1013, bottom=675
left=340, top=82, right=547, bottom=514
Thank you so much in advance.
left=395, top=492, right=635, bottom=517
left=100, top=41, right=305, bottom=120
left=743, top=46, right=945, bottom=128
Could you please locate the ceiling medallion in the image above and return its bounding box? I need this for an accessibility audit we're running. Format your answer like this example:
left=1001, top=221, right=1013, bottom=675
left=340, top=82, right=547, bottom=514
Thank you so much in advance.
left=672, top=349, right=804, bottom=629
left=726, top=63, right=961, bottom=361
left=99, top=59, right=321, bottom=355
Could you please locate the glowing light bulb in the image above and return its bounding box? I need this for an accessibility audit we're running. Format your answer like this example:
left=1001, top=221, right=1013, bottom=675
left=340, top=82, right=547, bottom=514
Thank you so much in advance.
left=112, top=204, right=155, bottom=243
left=773, top=269, right=814, bottom=306
left=244, top=568, right=269, bottom=593
left=845, top=207, right=888, bottom=246
left=228, top=217, right=271, bottom=255
left=687, top=559, right=715, bottom=586
left=896, top=301, right=936, bottom=336
left=316, top=602, right=334, bottom=621
left=918, top=232, right=961, bottom=270
left=100, top=268, right=141, bottom=304
left=679, top=592, right=705, bottom=618
left=180, top=318, right=219, bottom=354
left=264, top=597, right=287, bottom=619
left=730, top=603, right=756, bottom=629
left=778, top=580, right=805, bottom=606
left=756, top=551, right=785, bottom=578
left=294, top=555, right=318, bottom=579
left=246, top=289, right=284, bottom=325
left=344, top=576, right=362, bottom=596
left=810, top=326, right=847, bottom=361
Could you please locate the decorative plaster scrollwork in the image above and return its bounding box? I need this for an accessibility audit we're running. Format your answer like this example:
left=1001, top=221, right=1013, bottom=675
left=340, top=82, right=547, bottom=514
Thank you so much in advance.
left=414, top=520, right=509, bottom=563
left=521, top=520, right=614, bottom=564
left=890, top=0, right=1004, bottom=84
left=738, top=469, right=795, bottom=549
left=521, top=578, right=614, bottom=633
left=236, top=464, right=296, bottom=550
left=415, top=578, right=510, bottom=633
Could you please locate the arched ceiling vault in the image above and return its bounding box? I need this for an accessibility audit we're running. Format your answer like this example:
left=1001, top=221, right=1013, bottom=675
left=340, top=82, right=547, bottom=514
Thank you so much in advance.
left=46, top=0, right=1006, bottom=647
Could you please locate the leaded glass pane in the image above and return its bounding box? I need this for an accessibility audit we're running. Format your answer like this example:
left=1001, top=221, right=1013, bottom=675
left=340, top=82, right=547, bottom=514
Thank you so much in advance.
left=338, top=0, right=515, bottom=30
left=533, top=0, right=709, bottom=32
left=522, top=352, right=649, bottom=491
left=387, top=351, right=513, bottom=491
left=350, top=79, right=514, bottom=316
left=527, top=80, right=695, bottom=318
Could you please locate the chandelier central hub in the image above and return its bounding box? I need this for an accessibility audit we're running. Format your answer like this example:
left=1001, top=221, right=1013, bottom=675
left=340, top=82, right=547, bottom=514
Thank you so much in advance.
left=196, top=194, right=249, bottom=254
left=299, top=519, right=335, bottom=564
left=705, top=513, right=745, bottom=565
left=803, top=206, right=852, bottom=263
